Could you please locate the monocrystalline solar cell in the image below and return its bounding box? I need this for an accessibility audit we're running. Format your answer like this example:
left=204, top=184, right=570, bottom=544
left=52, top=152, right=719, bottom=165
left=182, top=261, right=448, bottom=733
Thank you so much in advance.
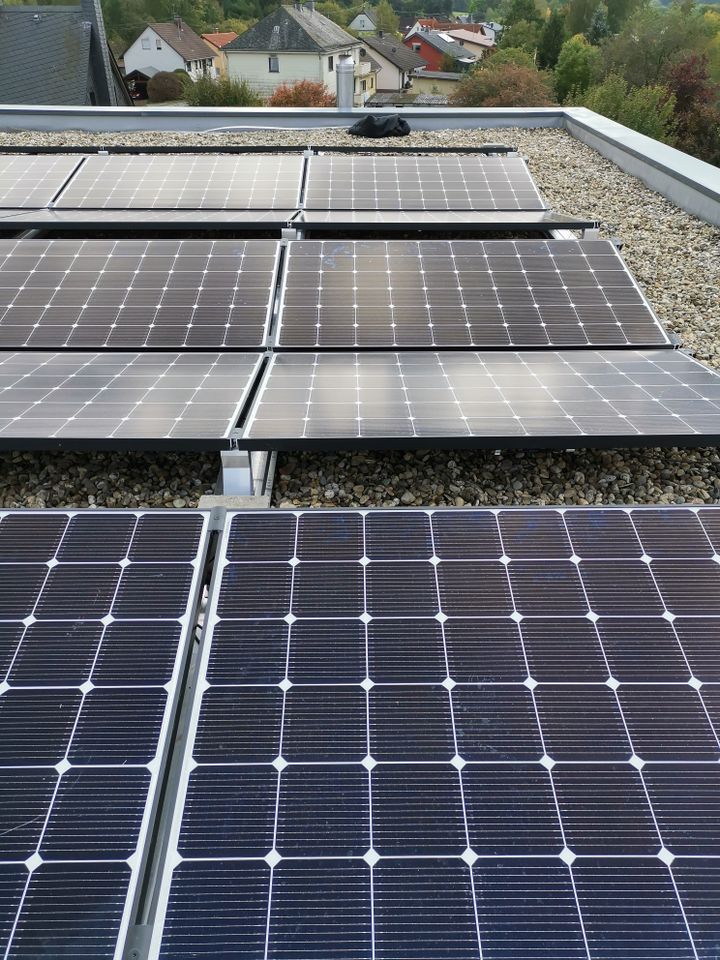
left=55, top=155, right=304, bottom=209
left=0, top=155, right=83, bottom=208
left=150, top=506, right=720, bottom=960
left=304, top=155, right=545, bottom=210
left=0, top=351, right=262, bottom=448
left=0, top=239, right=279, bottom=349
left=277, top=239, right=668, bottom=348
left=0, top=509, right=209, bottom=959
left=241, top=348, right=720, bottom=448
left=0, top=208, right=298, bottom=229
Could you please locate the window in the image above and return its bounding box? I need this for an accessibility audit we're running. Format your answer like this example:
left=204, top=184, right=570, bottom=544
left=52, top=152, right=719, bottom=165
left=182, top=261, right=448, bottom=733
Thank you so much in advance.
left=412, top=42, right=421, bottom=50
left=156, top=38, right=162, bottom=49
left=141, top=36, right=151, bottom=49
left=268, top=55, right=279, bottom=72
left=328, top=55, right=334, bottom=71
left=361, top=79, right=366, bottom=91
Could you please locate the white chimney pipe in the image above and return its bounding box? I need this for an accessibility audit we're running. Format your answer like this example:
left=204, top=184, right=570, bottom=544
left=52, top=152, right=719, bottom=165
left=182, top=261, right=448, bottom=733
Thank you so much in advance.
left=336, top=53, right=354, bottom=109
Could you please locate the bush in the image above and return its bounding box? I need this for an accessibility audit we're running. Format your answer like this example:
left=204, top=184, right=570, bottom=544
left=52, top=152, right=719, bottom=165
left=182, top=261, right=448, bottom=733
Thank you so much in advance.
left=146, top=71, right=185, bottom=103
left=267, top=80, right=336, bottom=106
left=487, top=46, right=536, bottom=69
left=554, top=34, right=600, bottom=101
left=574, top=74, right=677, bottom=142
left=173, top=70, right=193, bottom=90
left=186, top=76, right=263, bottom=107
left=450, top=63, right=555, bottom=106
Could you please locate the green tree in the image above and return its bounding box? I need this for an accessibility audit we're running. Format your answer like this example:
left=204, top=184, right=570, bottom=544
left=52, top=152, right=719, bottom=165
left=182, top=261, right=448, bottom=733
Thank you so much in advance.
left=489, top=45, right=536, bottom=66
left=374, top=0, right=400, bottom=32
left=565, top=0, right=596, bottom=35
left=573, top=73, right=677, bottom=141
left=450, top=62, right=555, bottom=103
left=315, top=0, right=351, bottom=25
left=554, top=33, right=600, bottom=99
left=605, top=0, right=646, bottom=32
left=499, top=18, right=541, bottom=51
left=537, top=9, right=566, bottom=68
left=586, top=4, right=610, bottom=42
left=504, top=0, right=543, bottom=25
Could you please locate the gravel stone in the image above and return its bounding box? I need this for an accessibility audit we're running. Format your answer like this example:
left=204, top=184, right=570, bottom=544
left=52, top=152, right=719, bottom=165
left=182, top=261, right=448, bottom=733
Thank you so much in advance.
left=1, top=126, right=718, bottom=509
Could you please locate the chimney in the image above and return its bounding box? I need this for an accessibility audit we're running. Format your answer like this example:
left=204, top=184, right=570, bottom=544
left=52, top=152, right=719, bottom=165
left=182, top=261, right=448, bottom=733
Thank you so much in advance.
left=378, top=29, right=383, bottom=37
left=305, top=0, right=314, bottom=11
left=174, top=15, right=182, bottom=30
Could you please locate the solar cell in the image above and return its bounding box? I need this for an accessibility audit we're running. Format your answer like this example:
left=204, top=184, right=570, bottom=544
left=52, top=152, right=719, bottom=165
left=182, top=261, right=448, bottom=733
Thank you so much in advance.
left=0, top=239, right=279, bottom=349
left=242, top=348, right=720, bottom=448
left=304, top=155, right=545, bottom=210
left=0, top=155, right=83, bottom=208
left=150, top=506, right=720, bottom=960
left=0, top=351, right=262, bottom=449
left=55, top=155, right=304, bottom=210
left=0, top=509, right=209, bottom=959
left=277, top=239, right=667, bottom=349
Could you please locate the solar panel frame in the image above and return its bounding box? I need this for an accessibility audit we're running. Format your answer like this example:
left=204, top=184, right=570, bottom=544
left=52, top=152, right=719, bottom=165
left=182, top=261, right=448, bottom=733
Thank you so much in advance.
left=241, top=348, right=720, bottom=450
left=0, top=351, right=264, bottom=450
left=0, top=209, right=299, bottom=230
left=0, top=155, right=84, bottom=209
left=148, top=504, right=720, bottom=960
left=55, top=155, right=305, bottom=210
left=303, top=155, right=546, bottom=211
left=296, top=210, right=599, bottom=231
left=0, top=508, right=211, bottom=960
left=0, top=238, right=281, bottom=350
left=275, top=239, right=670, bottom=349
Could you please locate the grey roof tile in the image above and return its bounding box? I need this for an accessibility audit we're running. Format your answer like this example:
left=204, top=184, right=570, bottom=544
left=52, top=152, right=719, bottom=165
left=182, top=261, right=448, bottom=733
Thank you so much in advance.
left=226, top=5, right=358, bottom=53
left=362, top=34, right=427, bottom=71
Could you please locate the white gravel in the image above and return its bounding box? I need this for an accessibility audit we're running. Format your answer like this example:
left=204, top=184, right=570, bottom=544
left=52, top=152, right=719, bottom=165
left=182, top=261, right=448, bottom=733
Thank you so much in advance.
left=0, top=126, right=718, bottom=509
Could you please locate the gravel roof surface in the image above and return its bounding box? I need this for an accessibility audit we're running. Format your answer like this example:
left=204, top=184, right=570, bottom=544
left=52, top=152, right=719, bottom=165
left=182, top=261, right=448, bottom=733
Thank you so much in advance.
left=0, top=126, right=718, bottom=509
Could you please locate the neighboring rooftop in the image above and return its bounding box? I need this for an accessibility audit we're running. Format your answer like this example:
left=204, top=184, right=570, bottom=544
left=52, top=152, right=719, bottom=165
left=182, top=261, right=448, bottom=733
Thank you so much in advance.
left=406, top=29, right=477, bottom=61
left=362, top=34, right=428, bottom=71
left=226, top=4, right=358, bottom=53
left=0, top=0, right=130, bottom=106
left=143, top=20, right=217, bottom=62
left=201, top=31, right=239, bottom=49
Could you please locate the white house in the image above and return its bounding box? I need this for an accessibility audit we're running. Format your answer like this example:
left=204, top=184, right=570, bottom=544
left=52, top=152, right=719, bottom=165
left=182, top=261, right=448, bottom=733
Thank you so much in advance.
left=348, top=8, right=378, bottom=33
left=225, top=3, right=376, bottom=104
left=123, top=19, right=216, bottom=81
left=361, top=34, right=427, bottom=91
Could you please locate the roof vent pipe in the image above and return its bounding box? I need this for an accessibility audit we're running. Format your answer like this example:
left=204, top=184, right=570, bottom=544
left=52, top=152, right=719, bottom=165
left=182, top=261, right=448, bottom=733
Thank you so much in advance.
left=336, top=53, right=354, bottom=109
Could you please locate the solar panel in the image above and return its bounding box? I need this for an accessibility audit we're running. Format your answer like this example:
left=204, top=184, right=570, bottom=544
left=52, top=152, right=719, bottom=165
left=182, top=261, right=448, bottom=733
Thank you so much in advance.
left=276, top=240, right=668, bottom=348
left=0, top=351, right=262, bottom=449
left=0, top=209, right=298, bottom=230
left=296, top=209, right=597, bottom=231
left=242, top=348, right=720, bottom=448
left=0, top=509, right=209, bottom=959
left=303, top=155, right=545, bottom=211
left=0, top=239, right=279, bottom=349
left=0, top=155, right=83, bottom=208
left=55, top=156, right=304, bottom=210
left=149, top=505, right=720, bottom=960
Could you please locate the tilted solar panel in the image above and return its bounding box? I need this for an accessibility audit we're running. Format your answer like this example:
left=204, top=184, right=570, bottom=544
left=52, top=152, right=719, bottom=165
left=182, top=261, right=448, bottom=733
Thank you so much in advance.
left=276, top=239, right=669, bottom=349
left=0, top=155, right=83, bottom=209
left=303, top=155, right=545, bottom=211
left=55, top=155, right=304, bottom=210
left=241, top=349, right=720, bottom=449
left=150, top=506, right=720, bottom=960
left=0, top=239, right=279, bottom=349
left=0, top=509, right=209, bottom=959
left=0, top=351, right=262, bottom=449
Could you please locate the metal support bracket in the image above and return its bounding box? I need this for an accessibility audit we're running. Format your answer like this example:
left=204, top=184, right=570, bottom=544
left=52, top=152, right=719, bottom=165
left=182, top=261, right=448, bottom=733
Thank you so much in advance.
left=220, top=449, right=254, bottom=496
left=123, top=923, right=152, bottom=960
left=583, top=227, right=601, bottom=239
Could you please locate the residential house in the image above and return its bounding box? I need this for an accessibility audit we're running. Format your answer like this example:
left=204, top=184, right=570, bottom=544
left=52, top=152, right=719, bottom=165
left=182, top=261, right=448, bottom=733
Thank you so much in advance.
left=225, top=3, right=376, bottom=105
left=348, top=9, right=378, bottom=33
left=481, top=21, right=504, bottom=41
left=123, top=19, right=216, bottom=81
left=403, top=29, right=478, bottom=72
left=361, top=34, right=427, bottom=91
left=411, top=68, right=463, bottom=96
left=0, top=0, right=131, bottom=105
left=444, top=28, right=494, bottom=58
left=202, top=31, right=239, bottom=77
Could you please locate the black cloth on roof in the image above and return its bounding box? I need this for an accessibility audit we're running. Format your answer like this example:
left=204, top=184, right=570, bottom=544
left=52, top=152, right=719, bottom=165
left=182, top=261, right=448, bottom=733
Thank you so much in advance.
left=348, top=114, right=411, bottom=137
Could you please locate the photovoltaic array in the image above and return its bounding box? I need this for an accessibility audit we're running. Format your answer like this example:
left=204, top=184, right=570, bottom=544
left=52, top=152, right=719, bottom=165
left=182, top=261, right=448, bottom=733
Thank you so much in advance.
left=54, top=155, right=305, bottom=210
left=0, top=352, right=262, bottom=448
left=150, top=506, right=720, bottom=960
left=242, top=349, right=720, bottom=447
left=303, top=155, right=545, bottom=210
left=0, top=509, right=209, bottom=959
left=277, top=239, right=668, bottom=349
left=0, top=155, right=83, bottom=209
left=0, top=239, right=279, bottom=349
